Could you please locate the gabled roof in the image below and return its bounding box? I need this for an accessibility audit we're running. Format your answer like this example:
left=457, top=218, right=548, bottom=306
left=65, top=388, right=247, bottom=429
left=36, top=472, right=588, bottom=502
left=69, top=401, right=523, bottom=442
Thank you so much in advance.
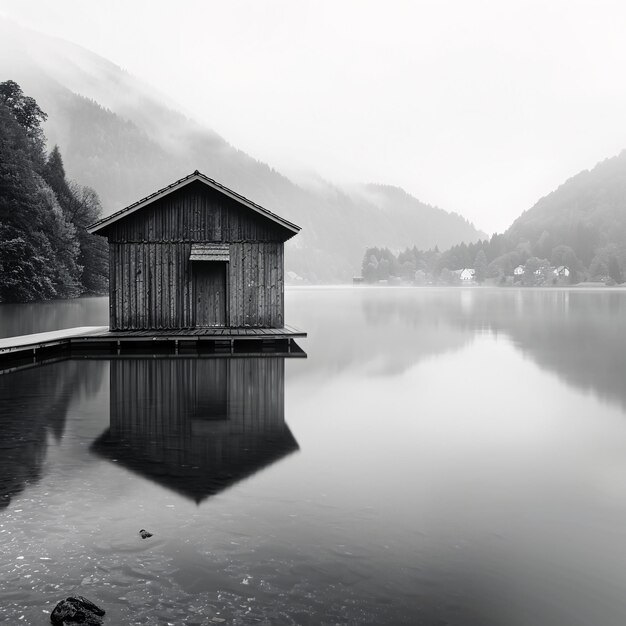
left=87, top=170, right=301, bottom=235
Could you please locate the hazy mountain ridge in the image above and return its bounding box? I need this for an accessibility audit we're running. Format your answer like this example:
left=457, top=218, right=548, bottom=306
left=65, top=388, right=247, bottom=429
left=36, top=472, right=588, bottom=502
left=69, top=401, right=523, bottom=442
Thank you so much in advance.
left=0, top=19, right=485, bottom=282
left=506, top=151, right=626, bottom=249
left=360, top=183, right=480, bottom=244
left=503, top=150, right=626, bottom=274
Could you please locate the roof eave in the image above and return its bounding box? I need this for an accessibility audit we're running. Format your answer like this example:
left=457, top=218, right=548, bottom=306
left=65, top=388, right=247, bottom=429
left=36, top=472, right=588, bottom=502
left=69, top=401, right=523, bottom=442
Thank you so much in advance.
left=87, top=172, right=301, bottom=236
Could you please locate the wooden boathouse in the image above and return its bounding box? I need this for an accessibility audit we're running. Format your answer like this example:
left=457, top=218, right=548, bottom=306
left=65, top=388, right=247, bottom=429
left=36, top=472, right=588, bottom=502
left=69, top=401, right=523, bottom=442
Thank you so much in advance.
left=88, top=171, right=301, bottom=331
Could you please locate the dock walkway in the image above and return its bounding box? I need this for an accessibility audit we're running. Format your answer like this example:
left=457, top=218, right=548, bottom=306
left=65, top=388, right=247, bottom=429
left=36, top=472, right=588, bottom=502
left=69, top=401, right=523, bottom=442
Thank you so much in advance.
left=0, top=325, right=306, bottom=370
left=0, top=326, right=108, bottom=356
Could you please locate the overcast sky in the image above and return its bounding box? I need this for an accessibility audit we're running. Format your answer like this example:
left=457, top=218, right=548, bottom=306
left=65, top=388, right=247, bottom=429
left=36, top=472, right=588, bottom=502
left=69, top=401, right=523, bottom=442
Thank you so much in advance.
left=2, top=0, right=626, bottom=233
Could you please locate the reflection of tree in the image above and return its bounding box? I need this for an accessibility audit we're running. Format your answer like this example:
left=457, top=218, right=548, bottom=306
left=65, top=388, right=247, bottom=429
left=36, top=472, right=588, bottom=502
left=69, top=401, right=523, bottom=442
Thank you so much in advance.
left=91, top=357, right=298, bottom=502
left=0, top=360, right=105, bottom=509
left=351, top=288, right=626, bottom=409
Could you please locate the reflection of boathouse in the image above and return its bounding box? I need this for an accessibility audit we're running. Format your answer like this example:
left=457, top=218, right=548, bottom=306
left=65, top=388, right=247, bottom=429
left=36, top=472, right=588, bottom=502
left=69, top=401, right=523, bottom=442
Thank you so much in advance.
left=91, top=357, right=297, bottom=502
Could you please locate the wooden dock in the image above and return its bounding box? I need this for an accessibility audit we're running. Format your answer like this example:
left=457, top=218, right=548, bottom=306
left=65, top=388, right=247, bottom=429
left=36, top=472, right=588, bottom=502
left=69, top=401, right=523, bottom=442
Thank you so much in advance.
left=0, top=325, right=307, bottom=373
left=0, top=326, right=109, bottom=356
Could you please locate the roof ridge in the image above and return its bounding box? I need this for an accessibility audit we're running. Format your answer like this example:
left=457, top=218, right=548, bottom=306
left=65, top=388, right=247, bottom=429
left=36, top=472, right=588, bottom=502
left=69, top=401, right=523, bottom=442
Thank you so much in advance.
left=88, top=170, right=301, bottom=235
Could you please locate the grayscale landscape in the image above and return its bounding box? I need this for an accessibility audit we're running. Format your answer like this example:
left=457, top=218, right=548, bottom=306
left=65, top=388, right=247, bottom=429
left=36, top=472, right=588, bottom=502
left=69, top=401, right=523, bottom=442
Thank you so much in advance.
left=2, top=2, right=626, bottom=625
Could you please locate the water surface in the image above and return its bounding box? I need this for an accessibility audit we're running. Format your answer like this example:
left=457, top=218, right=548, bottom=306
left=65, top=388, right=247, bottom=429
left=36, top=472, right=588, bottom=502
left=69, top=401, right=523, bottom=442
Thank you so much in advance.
left=2, top=287, right=626, bottom=625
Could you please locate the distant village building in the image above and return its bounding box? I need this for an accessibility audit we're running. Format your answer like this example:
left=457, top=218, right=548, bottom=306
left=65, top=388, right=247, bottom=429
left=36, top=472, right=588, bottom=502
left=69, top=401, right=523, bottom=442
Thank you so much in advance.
left=460, top=268, right=475, bottom=281
left=553, top=265, right=570, bottom=278
left=88, top=171, right=300, bottom=330
left=513, top=265, right=525, bottom=276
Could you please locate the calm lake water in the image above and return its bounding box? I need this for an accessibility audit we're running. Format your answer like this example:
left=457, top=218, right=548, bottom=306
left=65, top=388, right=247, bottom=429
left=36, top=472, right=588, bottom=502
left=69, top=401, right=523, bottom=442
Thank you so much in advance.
left=2, top=287, right=626, bottom=625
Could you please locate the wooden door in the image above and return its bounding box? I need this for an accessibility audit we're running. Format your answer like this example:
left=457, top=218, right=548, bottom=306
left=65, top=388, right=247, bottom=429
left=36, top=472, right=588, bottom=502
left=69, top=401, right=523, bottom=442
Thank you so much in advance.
left=194, top=262, right=227, bottom=327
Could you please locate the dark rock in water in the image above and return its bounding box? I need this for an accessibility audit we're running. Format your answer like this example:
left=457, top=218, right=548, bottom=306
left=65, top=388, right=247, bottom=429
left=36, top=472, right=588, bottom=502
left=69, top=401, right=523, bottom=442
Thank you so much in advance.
left=139, top=528, right=153, bottom=539
left=70, top=596, right=105, bottom=617
left=50, top=595, right=105, bottom=625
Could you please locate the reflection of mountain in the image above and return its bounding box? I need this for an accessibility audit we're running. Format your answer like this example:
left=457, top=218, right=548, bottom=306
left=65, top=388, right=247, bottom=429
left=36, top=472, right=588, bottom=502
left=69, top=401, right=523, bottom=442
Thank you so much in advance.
left=463, top=290, right=626, bottom=411
left=91, top=358, right=298, bottom=502
left=286, top=289, right=474, bottom=378
left=342, top=288, right=626, bottom=409
left=0, top=360, right=105, bottom=509
left=286, top=288, right=626, bottom=410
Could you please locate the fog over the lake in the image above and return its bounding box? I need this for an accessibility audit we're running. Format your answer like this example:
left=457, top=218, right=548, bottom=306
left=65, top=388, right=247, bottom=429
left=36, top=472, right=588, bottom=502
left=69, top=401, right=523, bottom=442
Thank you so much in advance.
left=3, top=0, right=626, bottom=233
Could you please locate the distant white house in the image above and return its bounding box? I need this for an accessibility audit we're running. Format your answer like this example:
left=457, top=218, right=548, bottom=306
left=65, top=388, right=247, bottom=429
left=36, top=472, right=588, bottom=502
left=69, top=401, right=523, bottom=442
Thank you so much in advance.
left=534, top=264, right=554, bottom=278
left=460, top=268, right=475, bottom=281
left=553, top=265, right=570, bottom=277
left=513, top=265, right=525, bottom=276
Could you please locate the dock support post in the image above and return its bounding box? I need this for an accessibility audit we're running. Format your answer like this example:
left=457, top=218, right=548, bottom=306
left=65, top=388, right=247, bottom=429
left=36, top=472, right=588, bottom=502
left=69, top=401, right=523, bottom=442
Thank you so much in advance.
left=230, top=339, right=234, bottom=354
left=287, top=338, right=292, bottom=354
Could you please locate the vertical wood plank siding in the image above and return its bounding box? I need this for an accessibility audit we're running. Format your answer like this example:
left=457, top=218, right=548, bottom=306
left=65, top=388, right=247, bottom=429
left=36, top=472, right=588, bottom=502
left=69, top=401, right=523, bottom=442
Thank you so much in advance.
left=104, top=182, right=288, bottom=330
left=228, top=242, right=283, bottom=328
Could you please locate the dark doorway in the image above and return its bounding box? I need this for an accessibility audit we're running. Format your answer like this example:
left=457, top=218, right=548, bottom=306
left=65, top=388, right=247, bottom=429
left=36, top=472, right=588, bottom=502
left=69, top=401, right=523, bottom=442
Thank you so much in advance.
left=194, top=262, right=227, bottom=327
left=192, top=360, right=229, bottom=422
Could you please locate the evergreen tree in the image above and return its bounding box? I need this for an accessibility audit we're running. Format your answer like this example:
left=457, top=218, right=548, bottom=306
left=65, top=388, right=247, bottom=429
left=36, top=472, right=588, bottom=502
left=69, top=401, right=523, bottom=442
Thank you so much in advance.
left=67, top=182, right=108, bottom=292
left=0, top=105, right=58, bottom=300
left=34, top=177, right=82, bottom=297
left=589, top=254, right=608, bottom=280
left=0, top=82, right=105, bottom=302
left=0, top=80, right=47, bottom=136
left=474, top=249, right=488, bottom=283
left=608, top=256, right=623, bottom=284
left=43, top=145, right=73, bottom=210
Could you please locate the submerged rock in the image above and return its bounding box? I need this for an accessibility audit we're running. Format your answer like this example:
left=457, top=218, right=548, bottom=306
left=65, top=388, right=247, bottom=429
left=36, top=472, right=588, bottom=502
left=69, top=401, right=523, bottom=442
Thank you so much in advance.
left=50, top=595, right=105, bottom=625
left=139, top=529, right=153, bottom=539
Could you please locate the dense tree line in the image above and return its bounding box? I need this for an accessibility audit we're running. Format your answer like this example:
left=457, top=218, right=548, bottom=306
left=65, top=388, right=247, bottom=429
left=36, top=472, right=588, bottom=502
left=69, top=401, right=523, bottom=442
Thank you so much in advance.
left=0, top=80, right=107, bottom=302
left=362, top=240, right=507, bottom=284
left=362, top=230, right=625, bottom=286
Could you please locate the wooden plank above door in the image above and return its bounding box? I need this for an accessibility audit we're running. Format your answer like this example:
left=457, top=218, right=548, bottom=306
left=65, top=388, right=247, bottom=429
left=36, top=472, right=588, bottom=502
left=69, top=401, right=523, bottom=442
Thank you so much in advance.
left=190, top=243, right=230, bottom=261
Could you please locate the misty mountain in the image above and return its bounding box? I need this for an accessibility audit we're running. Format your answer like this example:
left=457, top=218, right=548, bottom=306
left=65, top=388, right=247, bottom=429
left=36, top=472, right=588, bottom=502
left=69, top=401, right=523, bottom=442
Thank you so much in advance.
left=0, top=20, right=485, bottom=283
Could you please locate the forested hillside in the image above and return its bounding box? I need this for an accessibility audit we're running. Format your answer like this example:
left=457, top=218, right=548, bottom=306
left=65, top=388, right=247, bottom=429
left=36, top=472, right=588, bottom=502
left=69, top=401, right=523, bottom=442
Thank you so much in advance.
left=504, top=151, right=626, bottom=276
left=0, top=81, right=107, bottom=302
left=0, top=20, right=485, bottom=283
